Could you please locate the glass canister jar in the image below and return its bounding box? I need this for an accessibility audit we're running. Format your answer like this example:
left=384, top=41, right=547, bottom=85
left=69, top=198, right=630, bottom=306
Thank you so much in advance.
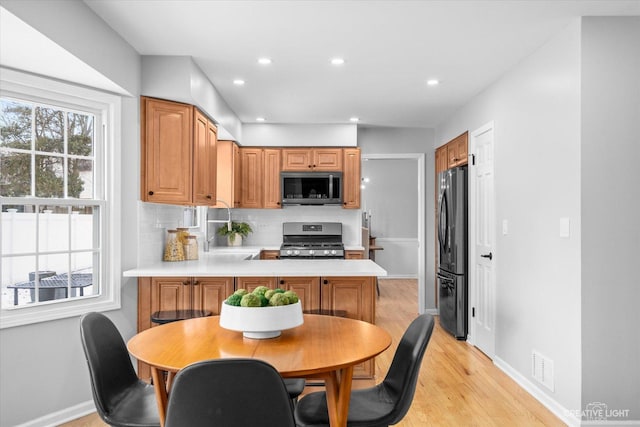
left=184, top=235, right=199, bottom=260
left=176, top=227, right=189, bottom=245
left=163, top=230, right=185, bottom=261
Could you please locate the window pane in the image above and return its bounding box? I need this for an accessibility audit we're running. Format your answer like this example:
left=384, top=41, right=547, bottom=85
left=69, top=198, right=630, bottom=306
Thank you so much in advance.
left=37, top=253, right=70, bottom=303
left=68, top=157, right=93, bottom=198
left=38, top=205, right=70, bottom=252
left=35, top=154, right=63, bottom=197
left=1, top=255, right=36, bottom=308
left=71, top=253, right=96, bottom=298
left=71, top=206, right=97, bottom=250
left=67, top=112, right=93, bottom=156
left=0, top=98, right=32, bottom=150
left=1, top=205, right=37, bottom=254
left=0, top=151, right=32, bottom=197
left=35, top=106, right=64, bottom=153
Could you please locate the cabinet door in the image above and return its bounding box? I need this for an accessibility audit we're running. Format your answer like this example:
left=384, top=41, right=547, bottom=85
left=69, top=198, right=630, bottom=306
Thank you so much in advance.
left=447, top=131, right=468, bottom=168
left=236, top=277, right=277, bottom=293
left=313, top=148, right=343, bottom=171
left=321, top=276, right=376, bottom=378
left=282, top=148, right=312, bottom=171
left=214, top=140, right=238, bottom=208
left=193, top=110, right=217, bottom=205
left=260, top=250, right=280, bottom=260
left=342, top=148, right=361, bottom=209
left=233, top=143, right=242, bottom=208
left=344, top=250, right=364, bottom=259
left=150, top=277, right=191, bottom=315
left=435, top=145, right=448, bottom=175
left=141, top=97, right=193, bottom=204
left=194, top=277, right=234, bottom=315
left=263, top=148, right=282, bottom=208
left=239, top=148, right=263, bottom=208
left=277, top=277, right=320, bottom=312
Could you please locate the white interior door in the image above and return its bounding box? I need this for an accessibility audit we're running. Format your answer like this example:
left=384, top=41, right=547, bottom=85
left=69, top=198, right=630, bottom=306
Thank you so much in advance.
left=469, top=122, right=495, bottom=358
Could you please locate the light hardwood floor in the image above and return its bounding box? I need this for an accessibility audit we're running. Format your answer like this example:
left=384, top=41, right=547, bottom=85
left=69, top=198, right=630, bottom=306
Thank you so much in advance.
left=63, top=279, right=565, bottom=427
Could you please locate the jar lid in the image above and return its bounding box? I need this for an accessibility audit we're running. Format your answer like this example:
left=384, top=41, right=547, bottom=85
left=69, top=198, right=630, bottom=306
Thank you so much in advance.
left=186, top=235, right=197, bottom=239
left=168, top=229, right=177, bottom=233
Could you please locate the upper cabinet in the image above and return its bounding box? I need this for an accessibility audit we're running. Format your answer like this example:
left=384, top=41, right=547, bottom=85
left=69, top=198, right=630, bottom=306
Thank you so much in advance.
left=282, top=148, right=343, bottom=171
left=435, top=145, right=448, bottom=175
left=238, top=148, right=281, bottom=209
left=446, top=131, right=468, bottom=169
left=214, top=140, right=241, bottom=208
left=141, top=97, right=217, bottom=205
left=342, top=147, right=361, bottom=209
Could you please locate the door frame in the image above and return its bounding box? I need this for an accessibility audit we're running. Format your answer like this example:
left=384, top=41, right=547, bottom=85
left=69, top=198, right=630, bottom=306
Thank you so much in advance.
left=361, top=153, right=426, bottom=313
left=467, top=121, right=496, bottom=352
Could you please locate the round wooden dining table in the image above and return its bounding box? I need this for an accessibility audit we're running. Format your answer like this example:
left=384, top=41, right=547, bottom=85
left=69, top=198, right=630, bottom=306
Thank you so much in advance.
left=127, top=314, right=391, bottom=427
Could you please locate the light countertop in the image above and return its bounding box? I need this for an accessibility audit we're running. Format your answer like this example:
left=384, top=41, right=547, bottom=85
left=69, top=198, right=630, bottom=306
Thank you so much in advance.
left=123, top=247, right=386, bottom=278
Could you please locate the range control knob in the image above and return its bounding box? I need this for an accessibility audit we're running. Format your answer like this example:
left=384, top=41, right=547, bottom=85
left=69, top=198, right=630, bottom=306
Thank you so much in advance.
left=294, top=250, right=300, bottom=255
left=324, top=250, right=330, bottom=255
left=330, top=250, right=337, bottom=255
left=309, top=250, right=315, bottom=255
left=286, top=250, right=293, bottom=255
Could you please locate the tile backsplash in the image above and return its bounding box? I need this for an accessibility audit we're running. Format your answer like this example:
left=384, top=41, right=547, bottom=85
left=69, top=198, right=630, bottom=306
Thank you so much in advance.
left=137, top=202, right=361, bottom=265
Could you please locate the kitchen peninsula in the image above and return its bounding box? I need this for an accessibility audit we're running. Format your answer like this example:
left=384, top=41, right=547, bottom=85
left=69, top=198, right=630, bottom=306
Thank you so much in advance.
left=124, top=249, right=386, bottom=379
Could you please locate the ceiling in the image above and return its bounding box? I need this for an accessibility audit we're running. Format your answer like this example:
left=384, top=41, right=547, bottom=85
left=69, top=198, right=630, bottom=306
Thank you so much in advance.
left=82, top=1, right=638, bottom=128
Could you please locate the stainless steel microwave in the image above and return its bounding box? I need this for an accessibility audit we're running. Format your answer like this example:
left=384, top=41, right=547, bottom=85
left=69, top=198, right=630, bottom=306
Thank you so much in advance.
left=281, top=172, right=342, bottom=205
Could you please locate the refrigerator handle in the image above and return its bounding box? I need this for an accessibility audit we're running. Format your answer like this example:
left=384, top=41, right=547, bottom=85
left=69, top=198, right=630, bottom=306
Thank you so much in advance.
left=438, top=190, right=449, bottom=251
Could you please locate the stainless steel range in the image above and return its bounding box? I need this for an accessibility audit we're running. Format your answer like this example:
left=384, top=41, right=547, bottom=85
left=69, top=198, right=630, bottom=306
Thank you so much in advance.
left=279, top=222, right=345, bottom=259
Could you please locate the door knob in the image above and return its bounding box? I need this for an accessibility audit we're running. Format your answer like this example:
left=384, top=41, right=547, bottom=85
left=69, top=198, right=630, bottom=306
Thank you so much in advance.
left=480, top=252, right=493, bottom=260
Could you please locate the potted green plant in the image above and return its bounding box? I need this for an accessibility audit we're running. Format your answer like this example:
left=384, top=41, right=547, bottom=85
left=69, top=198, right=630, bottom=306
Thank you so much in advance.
left=217, top=221, right=253, bottom=246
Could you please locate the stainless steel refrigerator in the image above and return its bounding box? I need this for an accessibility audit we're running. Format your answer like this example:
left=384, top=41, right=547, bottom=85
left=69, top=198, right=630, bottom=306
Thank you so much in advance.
left=437, top=166, right=468, bottom=339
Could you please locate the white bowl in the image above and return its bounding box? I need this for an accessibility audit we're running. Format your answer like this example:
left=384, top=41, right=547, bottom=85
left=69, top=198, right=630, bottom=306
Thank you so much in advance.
left=220, top=300, right=304, bottom=339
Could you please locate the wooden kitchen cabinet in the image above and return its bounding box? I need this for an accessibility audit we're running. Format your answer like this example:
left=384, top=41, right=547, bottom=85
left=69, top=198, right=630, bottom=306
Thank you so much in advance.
left=235, top=277, right=277, bottom=293
left=277, top=277, right=321, bottom=312
left=239, top=148, right=281, bottom=208
left=260, top=250, right=280, bottom=260
left=342, top=147, right=361, bottom=209
left=214, top=140, right=241, bottom=208
left=281, top=148, right=343, bottom=171
left=344, top=250, right=365, bottom=259
left=435, top=145, right=448, bottom=175
left=141, top=97, right=217, bottom=205
left=137, top=276, right=233, bottom=378
left=446, top=131, right=468, bottom=168
left=321, top=276, right=376, bottom=377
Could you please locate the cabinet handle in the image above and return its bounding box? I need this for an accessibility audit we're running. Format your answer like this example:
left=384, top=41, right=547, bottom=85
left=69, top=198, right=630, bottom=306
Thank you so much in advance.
left=148, top=191, right=154, bottom=196
left=206, top=195, right=212, bottom=199
left=276, top=202, right=280, bottom=205
left=308, top=165, right=312, bottom=168
left=182, top=280, right=189, bottom=286
left=323, top=279, right=329, bottom=285
left=279, top=280, right=285, bottom=285
left=193, top=280, right=200, bottom=286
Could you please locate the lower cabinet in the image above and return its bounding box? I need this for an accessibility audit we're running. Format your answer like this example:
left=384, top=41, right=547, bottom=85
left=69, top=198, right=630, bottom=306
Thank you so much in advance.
left=137, top=275, right=376, bottom=379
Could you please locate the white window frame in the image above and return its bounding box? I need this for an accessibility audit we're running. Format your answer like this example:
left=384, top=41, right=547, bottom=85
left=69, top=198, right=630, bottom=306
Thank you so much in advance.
left=0, top=68, right=121, bottom=328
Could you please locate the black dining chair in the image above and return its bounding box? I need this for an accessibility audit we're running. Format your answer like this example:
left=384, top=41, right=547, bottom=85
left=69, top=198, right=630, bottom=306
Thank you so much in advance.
left=79, top=312, right=160, bottom=427
left=295, top=313, right=435, bottom=427
left=164, top=358, right=297, bottom=427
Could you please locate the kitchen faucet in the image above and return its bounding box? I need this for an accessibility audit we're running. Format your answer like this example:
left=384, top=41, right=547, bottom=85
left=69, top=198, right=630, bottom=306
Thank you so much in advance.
left=203, top=200, right=232, bottom=252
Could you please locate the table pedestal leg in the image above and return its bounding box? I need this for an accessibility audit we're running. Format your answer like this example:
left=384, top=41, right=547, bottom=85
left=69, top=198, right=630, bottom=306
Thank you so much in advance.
left=323, top=365, right=354, bottom=427
left=150, top=367, right=168, bottom=427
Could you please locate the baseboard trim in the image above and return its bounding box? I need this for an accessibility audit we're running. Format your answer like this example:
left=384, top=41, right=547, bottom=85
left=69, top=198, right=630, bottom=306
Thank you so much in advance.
left=15, top=400, right=96, bottom=427
left=493, top=356, right=581, bottom=427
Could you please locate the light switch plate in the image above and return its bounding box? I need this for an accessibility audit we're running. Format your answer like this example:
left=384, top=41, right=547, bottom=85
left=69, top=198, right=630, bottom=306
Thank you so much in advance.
left=559, top=217, right=571, bottom=238
left=502, top=219, right=508, bottom=235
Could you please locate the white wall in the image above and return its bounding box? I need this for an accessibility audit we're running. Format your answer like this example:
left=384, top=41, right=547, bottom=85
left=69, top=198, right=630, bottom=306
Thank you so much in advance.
left=141, top=55, right=242, bottom=141
left=242, top=123, right=357, bottom=147
left=581, top=17, right=640, bottom=420
left=0, top=1, right=141, bottom=426
left=358, top=127, right=436, bottom=307
left=436, top=20, right=582, bottom=417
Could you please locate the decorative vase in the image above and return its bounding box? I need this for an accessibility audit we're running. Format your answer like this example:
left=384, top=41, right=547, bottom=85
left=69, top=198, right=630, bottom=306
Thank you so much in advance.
left=228, top=235, right=242, bottom=246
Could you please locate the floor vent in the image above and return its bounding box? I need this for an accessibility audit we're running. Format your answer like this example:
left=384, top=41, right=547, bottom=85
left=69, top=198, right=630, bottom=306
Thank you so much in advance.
left=532, top=350, right=554, bottom=392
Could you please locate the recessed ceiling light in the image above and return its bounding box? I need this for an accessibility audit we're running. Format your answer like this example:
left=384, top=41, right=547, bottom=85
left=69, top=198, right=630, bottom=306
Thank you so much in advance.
left=331, top=58, right=345, bottom=65
left=258, top=57, right=272, bottom=65
left=256, top=117, right=266, bottom=122
left=427, top=79, right=439, bottom=86
left=233, top=79, right=245, bottom=85
left=349, top=117, right=359, bottom=122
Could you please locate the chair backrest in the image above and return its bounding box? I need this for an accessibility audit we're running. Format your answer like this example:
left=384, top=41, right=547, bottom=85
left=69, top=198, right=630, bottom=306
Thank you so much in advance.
left=381, top=313, right=435, bottom=424
left=165, top=358, right=297, bottom=427
left=79, top=312, right=139, bottom=418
